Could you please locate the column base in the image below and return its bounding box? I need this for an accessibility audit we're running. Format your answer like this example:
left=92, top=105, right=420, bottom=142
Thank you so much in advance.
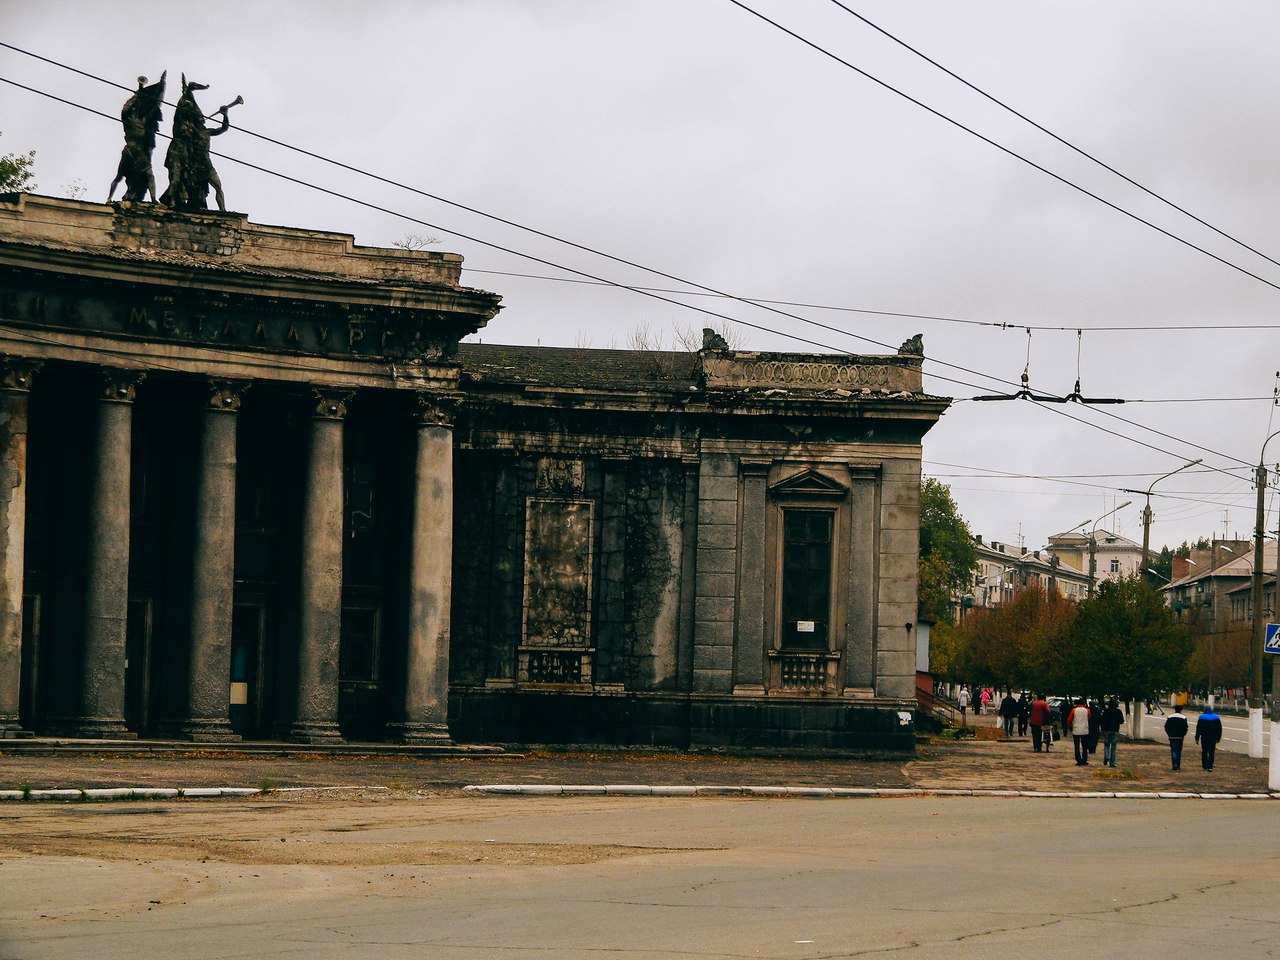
left=284, top=721, right=344, bottom=745
left=385, top=721, right=452, bottom=745
left=173, top=719, right=242, bottom=743
left=0, top=721, right=34, bottom=739
left=49, top=717, right=138, bottom=739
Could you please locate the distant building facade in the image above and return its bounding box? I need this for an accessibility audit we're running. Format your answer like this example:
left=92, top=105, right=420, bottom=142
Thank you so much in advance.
left=962, top=537, right=1089, bottom=616
left=1045, top=528, right=1143, bottom=589
left=0, top=195, right=947, bottom=751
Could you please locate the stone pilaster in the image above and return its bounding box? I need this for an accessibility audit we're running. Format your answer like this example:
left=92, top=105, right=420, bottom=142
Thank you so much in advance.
left=72, top=368, right=145, bottom=738
left=177, top=380, right=247, bottom=742
left=388, top=395, right=455, bottom=743
left=733, top=461, right=769, bottom=693
left=286, top=388, right=351, bottom=744
left=0, top=357, right=41, bottom=738
left=692, top=454, right=738, bottom=692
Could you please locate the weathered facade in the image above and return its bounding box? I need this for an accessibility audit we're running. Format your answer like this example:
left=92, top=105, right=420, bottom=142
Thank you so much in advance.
left=0, top=194, right=947, bottom=752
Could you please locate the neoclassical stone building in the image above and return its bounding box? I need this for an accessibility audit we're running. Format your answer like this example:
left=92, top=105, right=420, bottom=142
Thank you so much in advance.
left=0, top=194, right=947, bottom=752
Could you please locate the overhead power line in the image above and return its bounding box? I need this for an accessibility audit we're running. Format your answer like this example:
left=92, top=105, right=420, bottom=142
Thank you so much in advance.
left=825, top=0, right=1280, bottom=274
left=0, top=65, right=1258, bottom=472
left=725, top=0, right=1280, bottom=295
left=465, top=267, right=1280, bottom=335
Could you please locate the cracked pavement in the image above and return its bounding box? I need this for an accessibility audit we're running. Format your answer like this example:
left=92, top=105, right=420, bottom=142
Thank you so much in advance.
left=2, top=749, right=1279, bottom=958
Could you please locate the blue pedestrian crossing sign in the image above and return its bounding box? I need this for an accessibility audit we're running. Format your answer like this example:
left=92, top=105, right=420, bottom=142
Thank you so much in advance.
left=1266, top=623, right=1280, bottom=655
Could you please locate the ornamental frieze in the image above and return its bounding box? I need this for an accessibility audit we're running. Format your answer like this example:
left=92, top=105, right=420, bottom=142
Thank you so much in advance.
left=0, top=282, right=455, bottom=362
left=700, top=354, right=921, bottom=394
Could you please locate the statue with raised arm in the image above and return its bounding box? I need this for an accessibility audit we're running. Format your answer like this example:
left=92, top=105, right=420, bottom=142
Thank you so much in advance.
left=159, top=75, right=242, bottom=212
left=107, top=73, right=166, bottom=203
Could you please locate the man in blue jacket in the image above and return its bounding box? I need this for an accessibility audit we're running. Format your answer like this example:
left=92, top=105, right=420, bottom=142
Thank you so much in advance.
left=1164, top=704, right=1189, bottom=771
left=1195, top=708, right=1224, bottom=771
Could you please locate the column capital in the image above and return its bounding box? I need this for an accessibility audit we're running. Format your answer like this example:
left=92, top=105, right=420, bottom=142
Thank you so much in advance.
left=0, top=356, right=42, bottom=393
left=414, top=392, right=458, bottom=427
left=310, top=388, right=354, bottom=420
left=206, top=379, right=250, bottom=412
left=101, top=368, right=147, bottom=403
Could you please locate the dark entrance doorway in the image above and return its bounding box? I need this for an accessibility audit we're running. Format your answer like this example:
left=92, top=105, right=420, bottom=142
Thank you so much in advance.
left=123, top=598, right=153, bottom=734
left=229, top=603, right=270, bottom=739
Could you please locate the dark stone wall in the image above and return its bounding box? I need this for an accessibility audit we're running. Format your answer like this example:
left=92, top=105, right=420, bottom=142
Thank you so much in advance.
left=449, top=688, right=916, bottom=754
left=450, top=452, right=689, bottom=695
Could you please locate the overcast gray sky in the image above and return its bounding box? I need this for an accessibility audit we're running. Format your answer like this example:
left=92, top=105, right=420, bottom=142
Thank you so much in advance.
left=4, top=0, right=1280, bottom=556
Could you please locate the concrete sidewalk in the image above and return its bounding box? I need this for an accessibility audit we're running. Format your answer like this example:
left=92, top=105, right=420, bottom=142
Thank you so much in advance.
left=0, top=729, right=1273, bottom=800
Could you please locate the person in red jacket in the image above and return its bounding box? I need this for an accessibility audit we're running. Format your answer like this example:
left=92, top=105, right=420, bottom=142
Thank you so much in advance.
left=1028, top=694, right=1052, bottom=752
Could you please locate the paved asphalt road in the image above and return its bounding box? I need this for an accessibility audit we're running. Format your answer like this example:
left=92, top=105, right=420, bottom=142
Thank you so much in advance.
left=3, top=793, right=1278, bottom=959
left=1146, top=708, right=1273, bottom=755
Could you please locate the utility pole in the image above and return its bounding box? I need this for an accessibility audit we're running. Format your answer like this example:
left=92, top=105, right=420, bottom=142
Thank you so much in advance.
left=1251, top=462, right=1269, bottom=758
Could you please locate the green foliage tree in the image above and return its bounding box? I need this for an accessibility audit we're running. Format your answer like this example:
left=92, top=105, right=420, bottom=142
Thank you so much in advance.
left=0, top=133, right=36, bottom=193
left=1148, top=539, right=1200, bottom=583
left=1066, top=574, right=1192, bottom=698
left=918, top=478, right=978, bottom=625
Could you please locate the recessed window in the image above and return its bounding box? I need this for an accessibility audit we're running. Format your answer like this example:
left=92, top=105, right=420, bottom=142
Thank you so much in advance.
left=780, top=510, right=833, bottom=650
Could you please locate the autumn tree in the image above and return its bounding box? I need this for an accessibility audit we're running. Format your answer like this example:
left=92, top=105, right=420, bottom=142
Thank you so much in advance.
left=1066, top=574, right=1191, bottom=699
left=949, top=582, right=1075, bottom=690
left=918, top=478, right=978, bottom=625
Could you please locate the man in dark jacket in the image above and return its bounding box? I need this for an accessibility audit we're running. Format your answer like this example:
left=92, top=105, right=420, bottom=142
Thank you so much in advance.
left=1195, top=708, right=1224, bottom=771
left=1099, top=698, right=1125, bottom=767
left=1028, top=694, right=1051, bottom=752
left=1164, top=704, right=1189, bottom=771
left=1086, top=698, right=1102, bottom=755
left=1016, top=693, right=1030, bottom=736
left=999, top=693, right=1018, bottom=737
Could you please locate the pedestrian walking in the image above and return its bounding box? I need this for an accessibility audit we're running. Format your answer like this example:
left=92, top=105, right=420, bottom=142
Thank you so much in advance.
left=957, top=686, right=970, bottom=724
left=979, top=687, right=991, bottom=716
left=1195, top=707, right=1223, bottom=771
left=1164, top=704, right=1188, bottom=771
left=1028, top=693, right=1051, bottom=752
left=1099, top=697, right=1124, bottom=768
left=999, top=692, right=1018, bottom=737
left=1016, top=692, right=1030, bottom=737
left=1066, top=699, right=1091, bottom=766
left=1086, top=698, right=1101, bottom=756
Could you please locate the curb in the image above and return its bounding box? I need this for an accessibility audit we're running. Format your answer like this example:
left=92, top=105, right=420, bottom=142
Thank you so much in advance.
left=0, top=785, right=388, bottom=802
left=4, top=783, right=1275, bottom=802
left=462, top=784, right=1280, bottom=800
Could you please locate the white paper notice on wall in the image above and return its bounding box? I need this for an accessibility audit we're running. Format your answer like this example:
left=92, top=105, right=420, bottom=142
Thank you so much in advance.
left=796, top=621, right=815, bottom=633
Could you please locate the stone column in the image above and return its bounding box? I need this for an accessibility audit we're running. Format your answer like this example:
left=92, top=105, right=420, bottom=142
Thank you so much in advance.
left=179, top=380, right=247, bottom=742
left=286, top=388, right=351, bottom=744
left=0, top=357, right=41, bottom=738
left=388, top=395, right=455, bottom=743
left=74, top=368, right=146, bottom=738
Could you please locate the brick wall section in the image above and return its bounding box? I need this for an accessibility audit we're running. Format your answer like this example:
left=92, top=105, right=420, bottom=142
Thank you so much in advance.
left=692, top=454, right=738, bottom=692
left=875, top=458, right=920, bottom=698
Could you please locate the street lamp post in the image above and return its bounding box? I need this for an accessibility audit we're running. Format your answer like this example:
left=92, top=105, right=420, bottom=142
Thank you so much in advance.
left=1129, top=458, right=1202, bottom=572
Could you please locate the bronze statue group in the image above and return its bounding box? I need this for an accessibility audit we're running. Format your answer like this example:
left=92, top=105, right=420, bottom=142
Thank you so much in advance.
left=107, top=72, right=241, bottom=212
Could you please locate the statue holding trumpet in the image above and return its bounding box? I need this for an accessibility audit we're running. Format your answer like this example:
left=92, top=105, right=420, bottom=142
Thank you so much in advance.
left=159, top=74, right=243, bottom=212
